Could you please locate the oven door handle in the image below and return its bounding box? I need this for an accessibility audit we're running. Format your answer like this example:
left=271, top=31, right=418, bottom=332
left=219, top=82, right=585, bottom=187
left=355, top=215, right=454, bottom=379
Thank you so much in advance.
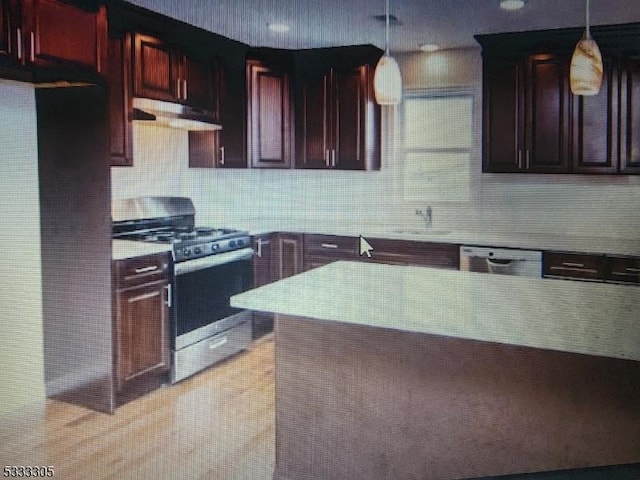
left=175, top=247, right=254, bottom=276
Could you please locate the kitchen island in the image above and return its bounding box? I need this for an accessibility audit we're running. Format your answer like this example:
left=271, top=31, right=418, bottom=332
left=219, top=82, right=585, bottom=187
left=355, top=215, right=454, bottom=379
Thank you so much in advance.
left=232, top=261, right=640, bottom=480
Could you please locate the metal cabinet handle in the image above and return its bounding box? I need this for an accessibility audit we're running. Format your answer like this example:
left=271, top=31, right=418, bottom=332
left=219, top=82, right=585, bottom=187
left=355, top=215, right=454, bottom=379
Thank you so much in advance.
left=183, top=79, right=188, bottom=101
left=208, top=336, right=228, bottom=350
left=165, top=284, right=172, bottom=308
left=517, top=150, right=522, bottom=169
left=16, top=28, right=22, bottom=60
left=625, top=267, right=640, bottom=273
left=325, top=150, right=330, bottom=167
left=134, top=265, right=159, bottom=274
left=331, top=149, right=336, bottom=167
left=220, top=146, right=225, bottom=166
left=321, top=243, right=339, bottom=249
left=30, top=31, right=35, bottom=62
left=176, top=78, right=182, bottom=99
left=256, top=238, right=262, bottom=257
left=525, top=150, right=530, bottom=169
left=561, top=262, right=585, bottom=268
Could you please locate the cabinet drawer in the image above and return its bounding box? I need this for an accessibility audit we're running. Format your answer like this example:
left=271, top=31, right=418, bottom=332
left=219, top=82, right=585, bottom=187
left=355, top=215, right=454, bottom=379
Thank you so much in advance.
left=114, top=252, right=171, bottom=288
left=605, top=256, right=640, bottom=285
left=367, top=239, right=459, bottom=269
left=304, top=235, right=358, bottom=258
left=543, top=252, right=605, bottom=281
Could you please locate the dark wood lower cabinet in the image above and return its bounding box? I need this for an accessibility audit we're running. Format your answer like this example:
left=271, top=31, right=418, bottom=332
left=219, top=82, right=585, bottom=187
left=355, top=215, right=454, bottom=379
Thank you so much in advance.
left=543, top=251, right=639, bottom=285
left=113, top=253, right=171, bottom=405
left=252, top=233, right=304, bottom=338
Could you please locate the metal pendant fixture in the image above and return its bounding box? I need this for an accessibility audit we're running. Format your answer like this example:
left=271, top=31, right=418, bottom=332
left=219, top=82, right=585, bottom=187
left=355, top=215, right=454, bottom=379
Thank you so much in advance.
left=570, top=0, right=603, bottom=96
left=374, top=0, right=402, bottom=105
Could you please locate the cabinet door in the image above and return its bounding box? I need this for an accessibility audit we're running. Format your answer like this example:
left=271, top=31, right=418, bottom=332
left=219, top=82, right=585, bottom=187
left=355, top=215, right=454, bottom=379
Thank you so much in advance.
left=134, top=33, right=178, bottom=102
left=482, top=59, right=524, bottom=172
left=253, top=235, right=278, bottom=287
left=217, top=59, right=247, bottom=167
left=526, top=54, right=571, bottom=172
left=105, top=34, right=133, bottom=167
left=620, top=58, right=640, bottom=174
left=247, top=60, right=292, bottom=168
left=182, top=54, right=216, bottom=113
left=572, top=57, right=618, bottom=173
left=278, top=233, right=304, bottom=279
left=115, top=280, right=170, bottom=392
left=22, top=0, right=105, bottom=72
left=297, top=69, right=332, bottom=168
left=333, top=65, right=368, bottom=170
left=0, top=0, right=20, bottom=64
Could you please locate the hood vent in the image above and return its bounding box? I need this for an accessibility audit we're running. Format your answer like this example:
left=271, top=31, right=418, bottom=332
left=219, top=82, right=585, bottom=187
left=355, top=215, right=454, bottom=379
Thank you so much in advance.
left=132, top=97, right=222, bottom=131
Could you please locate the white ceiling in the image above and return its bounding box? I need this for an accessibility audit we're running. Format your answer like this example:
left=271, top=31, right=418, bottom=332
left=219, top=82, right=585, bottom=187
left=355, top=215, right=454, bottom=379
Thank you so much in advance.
left=124, top=0, right=640, bottom=52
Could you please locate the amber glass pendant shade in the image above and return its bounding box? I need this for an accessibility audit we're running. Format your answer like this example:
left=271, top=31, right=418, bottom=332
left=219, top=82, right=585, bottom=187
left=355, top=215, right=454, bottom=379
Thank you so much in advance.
left=570, top=34, right=603, bottom=96
left=570, top=0, right=603, bottom=96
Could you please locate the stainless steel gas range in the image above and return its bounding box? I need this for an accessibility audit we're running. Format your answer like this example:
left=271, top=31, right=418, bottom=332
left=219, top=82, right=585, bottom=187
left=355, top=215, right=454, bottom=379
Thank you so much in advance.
left=112, top=197, right=253, bottom=383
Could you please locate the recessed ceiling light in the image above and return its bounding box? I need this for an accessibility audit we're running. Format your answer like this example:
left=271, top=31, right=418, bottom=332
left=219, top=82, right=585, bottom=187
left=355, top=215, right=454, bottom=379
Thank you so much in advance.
left=500, top=0, right=525, bottom=10
left=268, top=23, right=290, bottom=33
left=419, top=43, right=440, bottom=53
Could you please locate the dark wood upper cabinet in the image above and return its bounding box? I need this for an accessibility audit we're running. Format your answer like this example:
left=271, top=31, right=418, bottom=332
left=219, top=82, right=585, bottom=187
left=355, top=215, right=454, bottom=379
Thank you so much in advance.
left=620, top=57, right=640, bottom=174
left=481, top=53, right=571, bottom=173
left=477, top=25, right=640, bottom=175
left=0, top=0, right=20, bottom=65
left=572, top=56, right=618, bottom=173
left=133, top=33, right=178, bottom=102
left=296, top=47, right=381, bottom=170
left=105, top=33, right=132, bottom=167
left=0, top=0, right=106, bottom=77
left=133, top=33, right=218, bottom=111
left=247, top=58, right=292, bottom=168
left=526, top=54, right=571, bottom=173
left=181, top=53, right=216, bottom=113
left=21, top=0, right=106, bottom=73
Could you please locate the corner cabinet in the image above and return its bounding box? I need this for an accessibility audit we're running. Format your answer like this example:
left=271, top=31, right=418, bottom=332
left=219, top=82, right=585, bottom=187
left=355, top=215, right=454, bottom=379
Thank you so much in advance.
left=295, top=46, right=382, bottom=170
left=246, top=57, right=293, bottom=168
left=113, top=252, right=171, bottom=406
left=477, top=24, right=640, bottom=175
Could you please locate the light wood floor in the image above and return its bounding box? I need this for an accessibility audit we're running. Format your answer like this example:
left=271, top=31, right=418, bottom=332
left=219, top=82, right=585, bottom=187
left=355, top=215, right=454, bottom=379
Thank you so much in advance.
left=0, top=336, right=275, bottom=480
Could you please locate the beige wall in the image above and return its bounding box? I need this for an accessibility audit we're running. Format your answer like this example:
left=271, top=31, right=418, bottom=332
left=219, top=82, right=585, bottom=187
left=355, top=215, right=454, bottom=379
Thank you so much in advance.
left=0, top=80, right=45, bottom=418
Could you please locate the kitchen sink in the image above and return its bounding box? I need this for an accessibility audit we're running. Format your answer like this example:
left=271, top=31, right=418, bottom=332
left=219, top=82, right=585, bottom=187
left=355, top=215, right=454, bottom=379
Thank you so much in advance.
left=392, top=228, right=452, bottom=236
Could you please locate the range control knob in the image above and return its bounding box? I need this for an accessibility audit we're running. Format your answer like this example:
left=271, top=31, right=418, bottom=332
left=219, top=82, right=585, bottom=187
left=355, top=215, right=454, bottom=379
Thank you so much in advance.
left=182, top=248, right=191, bottom=258
left=229, top=240, right=236, bottom=248
left=211, top=243, right=220, bottom=252
left=237, top=239, right=245, bottom=247
left=194, top=246, right=202, bottom=255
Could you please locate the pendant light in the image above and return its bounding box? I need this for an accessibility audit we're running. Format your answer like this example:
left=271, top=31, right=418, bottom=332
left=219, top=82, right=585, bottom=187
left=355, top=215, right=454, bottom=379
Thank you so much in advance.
left=374, top=0, right=402, bottom=105
left=570, top=0, right=603, bottom=96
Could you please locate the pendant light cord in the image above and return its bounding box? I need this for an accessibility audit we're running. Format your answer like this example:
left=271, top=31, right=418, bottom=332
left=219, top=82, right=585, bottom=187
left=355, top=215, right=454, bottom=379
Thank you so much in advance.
left=385, top=0, right=390, bottom=55
left=586, top=0, right=591, bottom=38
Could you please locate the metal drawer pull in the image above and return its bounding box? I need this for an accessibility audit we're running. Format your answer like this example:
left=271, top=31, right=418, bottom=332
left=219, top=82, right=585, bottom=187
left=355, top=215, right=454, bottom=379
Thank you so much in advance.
left=209, top=337, right=228, bottom=350
left=550, top=266, right=597, bottom=274
left=321, top=243, right=339, bottom=249
left=624, top=267, right=640, bottom=273
left=30, top=31, right=35, bottom=62
left=220, top=146, right=225, bottom=166
left=134, top=265, right=159, bottom=274
left=611, top=271, right=640, bottom=277
left=561, top=262, right=585, bottom=268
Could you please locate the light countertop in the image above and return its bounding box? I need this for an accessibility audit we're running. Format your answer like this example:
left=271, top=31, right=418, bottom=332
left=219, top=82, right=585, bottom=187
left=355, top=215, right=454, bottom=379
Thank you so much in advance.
left=231, top=261, right=640, bottom=362
left=235, top=219, right=640, bottom=257
left=112, top=239, right=172, bottom=260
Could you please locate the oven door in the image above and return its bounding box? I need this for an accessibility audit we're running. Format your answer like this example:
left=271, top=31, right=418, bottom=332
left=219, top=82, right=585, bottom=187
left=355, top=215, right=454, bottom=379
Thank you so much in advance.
left=173, top=247, right=254, bottom=350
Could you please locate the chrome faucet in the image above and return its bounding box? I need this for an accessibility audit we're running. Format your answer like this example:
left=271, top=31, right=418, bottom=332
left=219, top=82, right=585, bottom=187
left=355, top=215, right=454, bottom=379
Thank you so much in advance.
left=416, top=206, right=433, bottom=229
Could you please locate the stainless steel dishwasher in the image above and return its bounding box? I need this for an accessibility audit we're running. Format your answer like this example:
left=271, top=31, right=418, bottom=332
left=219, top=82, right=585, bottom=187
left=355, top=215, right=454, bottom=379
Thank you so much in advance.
left=459, top=246, right=542, bottom=277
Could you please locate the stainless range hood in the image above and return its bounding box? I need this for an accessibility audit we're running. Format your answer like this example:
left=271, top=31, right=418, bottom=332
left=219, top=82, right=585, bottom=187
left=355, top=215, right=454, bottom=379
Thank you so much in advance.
left=132, top=97, right=222, bottom=131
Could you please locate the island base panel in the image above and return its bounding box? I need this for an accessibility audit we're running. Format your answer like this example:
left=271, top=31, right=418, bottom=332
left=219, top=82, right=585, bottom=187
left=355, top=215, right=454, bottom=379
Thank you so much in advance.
left=274, top=315, right=640, bottom=480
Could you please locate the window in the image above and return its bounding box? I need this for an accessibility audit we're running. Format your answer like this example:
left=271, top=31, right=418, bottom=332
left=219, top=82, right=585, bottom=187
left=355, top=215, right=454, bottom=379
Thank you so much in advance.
left=402, top=91, right=474, bottom=202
